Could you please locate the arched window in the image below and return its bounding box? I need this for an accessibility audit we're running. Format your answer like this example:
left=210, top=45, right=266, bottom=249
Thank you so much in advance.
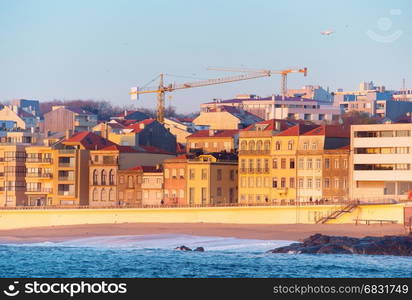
left=109, top=169, right=115, bottom=185
left=109, top=189, right=115, bottom=201
left=101, top=189, right=107, bottom=201
left=101, top=170, right=106, bottom=185
left=248, top=141, right=255, bottom=151
left=92, top=188, right=98, bottom=201
left=275, top=141, right=281, bottom=151
left=264, top=141, right=270, bottom=151
left=128, top=176, right=134, bottom=188
left=256, top=140, right=263, bottom=151
left=240, top=141, right=247, bottom=151
left=288, top=140, right=294, bottom=150
left=93, top=170, right=98, bottom=185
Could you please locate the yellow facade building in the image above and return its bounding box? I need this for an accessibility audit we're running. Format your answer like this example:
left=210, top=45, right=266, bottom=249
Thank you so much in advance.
left=186, top=154, right=238, bottom=205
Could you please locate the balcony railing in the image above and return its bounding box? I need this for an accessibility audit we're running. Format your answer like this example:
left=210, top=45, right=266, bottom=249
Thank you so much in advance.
left=239, top=150, right=270, bottom=155
left=59, top=163, right=75, bottom=168
left=26, top=187, right=53, bottom=193
left=26, top=158, right=53, bottom=163
left=59, top=149, right=76, bottom=154
left=26, top=173, right=53, bottom=178
left=58, top=191, right=75, bottom=196
left=58, top=176, right=75, bottom=181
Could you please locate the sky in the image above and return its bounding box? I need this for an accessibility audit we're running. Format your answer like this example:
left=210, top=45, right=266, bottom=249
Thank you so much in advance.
left=0, top=0, right=411, bottom=113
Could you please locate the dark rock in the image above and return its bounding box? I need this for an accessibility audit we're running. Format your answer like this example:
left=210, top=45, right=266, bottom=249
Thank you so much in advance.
left=268, top=233, right=412, bottom=256
left=175, top=245, right=192, bottom=251
left=194, top=247, right=205, bottom=252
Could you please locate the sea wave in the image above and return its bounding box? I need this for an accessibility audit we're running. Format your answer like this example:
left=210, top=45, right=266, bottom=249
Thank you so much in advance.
left=0, top=234, right=295, bottom=252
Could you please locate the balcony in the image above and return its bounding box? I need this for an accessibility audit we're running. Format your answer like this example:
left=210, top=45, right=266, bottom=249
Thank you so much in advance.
left=58, top=190, right=75, bottom=196
left=239, top=150, right=270, bottom=156
left=59, top=162, right=75, bottom=168
left=26, top=158, right=53, bottom=164
left=58, top=176, right=75, bottom=181
left=26, top=187, right=53, bottom=193
left=59, top=149, right=76, bottom=155
left=26, top=173, right=53, bottom=178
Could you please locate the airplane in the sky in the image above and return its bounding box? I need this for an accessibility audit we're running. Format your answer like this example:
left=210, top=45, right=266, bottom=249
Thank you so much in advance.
left=320, top=29, right=334, bottom=36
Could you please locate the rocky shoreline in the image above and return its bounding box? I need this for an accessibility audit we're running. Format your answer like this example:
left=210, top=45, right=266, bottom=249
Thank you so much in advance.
left=268, top=233, right=412, bottom=256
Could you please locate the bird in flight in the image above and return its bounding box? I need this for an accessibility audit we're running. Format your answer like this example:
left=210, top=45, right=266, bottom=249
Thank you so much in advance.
left=320, top=29, right=334, bottom=36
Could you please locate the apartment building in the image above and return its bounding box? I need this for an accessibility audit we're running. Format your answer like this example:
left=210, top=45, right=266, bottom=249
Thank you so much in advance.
left=323, top=146, right=350, bottom=202
left=117, top=167, right=143, bottom=206
left=163, top=154, right=190, bottom=205
left=201, top=95, right=341, bottom=123
left=141, top=166, right=163, bottom=205
left=238, top=120, right=317, bottom=205
left=186, top=129, right=239, bottom=153
left=0, top=144, right=28, bottom=206
left=350, top=123, right=412, bottom=201
left=187, top=153, right=238, bottom=205
left=43, top=106, right=98, bottom=134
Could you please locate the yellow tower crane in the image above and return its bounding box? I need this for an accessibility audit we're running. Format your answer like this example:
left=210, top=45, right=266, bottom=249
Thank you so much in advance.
left=207, top=67, right=308, bottom=100
left=129, top=71, right=272, bottom=123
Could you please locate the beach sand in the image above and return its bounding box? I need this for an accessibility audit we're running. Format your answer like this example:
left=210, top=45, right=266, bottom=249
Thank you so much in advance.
left=0, top=223, right=408, bottom=243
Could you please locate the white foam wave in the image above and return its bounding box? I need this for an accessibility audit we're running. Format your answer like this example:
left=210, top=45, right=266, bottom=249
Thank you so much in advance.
left=1, top=234, right=295, bottom=252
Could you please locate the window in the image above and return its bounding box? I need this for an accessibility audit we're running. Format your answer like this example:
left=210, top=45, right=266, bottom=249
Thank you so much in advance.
left=248, top=159, right=254, bottom=172
left=172, top=168, right=177, bottom=178
left=316, top=178, right=321, bottom=189
left=289, top=177, right=295, bottom=188
left=275, top=141, right=281, bottom=151
left=189, top=188, right=195, bottom=205
left=92, top=170, right=98, bottom=185
left=316, top=159, right=321, bottom=169
left=109, top=189, right=115, bottom=201
left=256, top=159, right=261, bottom=172
left=101, top=170, right=106, bottom=185
left=264, top=159, right=269, bottom=171
left=164, top=169, right=170, bottom=179
left=307, top=159, right=313, bottom=169
left=289, top=158, right=295, bottom=169
left=298, top=178, right=304, bottom=188
left=189, top=168, right=195, bottom=180
left=272, top=158, right=278, bottom=169
left=264, top=141, right=270, bottom=150
left=240, top=141, right=247, bottom=150
left=343, top=178, right=347, bottom=189
left=256, top=177, right=262, bottom=187
left=230, top=170, right=235, bottom=181
left=325, top=158, right=330, bottom=169
left=109, top=169, right=115, bottom=185
left=324, top=178, right=330, bottom=188
left=128, top=176, right=134, bottom=188
left=343, top=159, right=348, bottom=169
left=311, top=143, right=317, bottom=150
left=256, top=140, right=263, bottom=150
left=119, top=176, right=124, bottom=184
left=334, top=177, right=340, bottom=189
left=201, top=168, right=207, bottom=180
left=241, top=159, right=246, bottom=172
left=288, top=140, right=293, bottom=150
left=334, top=159, right=339, bottom=169
left=249, top=141, right=255, bottom=151
left=298, top=158, right=304, bottom=169
left=217, top=169, right=222, bottom=181
left=92, top=188, right=98, bottom=201
left=248, top=177, right=255, bottom=188
left=307, top=178, right=313, bottom=189
left=396, top=130, right=410, bottom=137
left=272, top=177, right=278, bottom=188
left=241, top=176, right=247, bottom=188
left=303, top=142, right=309, bottom=150
left=281, top=177, right=286, bottom=188
left=179, top=168, right=185, bottom=178
left=281, top=158, right=286, bottom=169
left=101, top=189, right=107, bottom=201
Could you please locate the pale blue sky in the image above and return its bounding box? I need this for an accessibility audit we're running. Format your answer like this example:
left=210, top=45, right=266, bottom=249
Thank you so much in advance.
left=1, top=0, right=411, bottom=113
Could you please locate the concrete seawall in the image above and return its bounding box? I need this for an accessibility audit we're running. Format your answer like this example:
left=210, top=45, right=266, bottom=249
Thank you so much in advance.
left=0, top=204, right=406, bottom=230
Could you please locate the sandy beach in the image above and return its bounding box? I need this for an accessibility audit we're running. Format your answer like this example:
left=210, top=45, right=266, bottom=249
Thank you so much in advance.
left=0, top=223, right=408, bottom=243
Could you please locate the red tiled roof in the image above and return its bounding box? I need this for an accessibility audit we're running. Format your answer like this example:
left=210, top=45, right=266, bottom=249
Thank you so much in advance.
left=127, top=165, right=162, bottom=172
left=63, top=131, right=116, bottom=150
left=276, top=124, right=319, bottom=136
left=187, top=129, right=239, bottom=138
left=242, top=119, right=303, bottom=132
left=125, top=119, right=156, bottom=133
left=139, top=145, right=174, bottom=155
left=303, top=125, right=350, bottom=138
left=98, top=144, right=138, bottom=153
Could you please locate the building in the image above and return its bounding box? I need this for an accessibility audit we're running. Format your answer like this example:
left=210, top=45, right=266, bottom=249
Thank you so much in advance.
left=111, top=110, right=151, bottom=122
left=163, top=154, right=191, bottom=205
left=186, top=153, right=238, bottom=205
left=43, top=106, right=98, bottom=134
left=201, top=94, right=341, bottom=123
left=164, top=117, right=195, bottom=144
left=107, top=119, right=177, bottom=153
left=287, top=85, right=332, bottom=103
left=193, top=105, right=262, bottom=130
left=296, top=125, right=350, bottom=203
left=186, top=129, right=239, bottom=153
left=10, top=99, right=40, bottom=117
left=0, top=144, right=28, bottom=206
left=89, top=144, right=174, bottom=207
left=141, top=166, right=163, bottom=206
left=0, top=106, right=38, bottom=130
left=350, top=123, right=412, bottom=201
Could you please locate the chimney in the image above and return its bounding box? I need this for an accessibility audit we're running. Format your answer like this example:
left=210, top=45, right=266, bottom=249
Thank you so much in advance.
left=124, top=110, right=128, bottom=117
left=65, top=129, right=73, bottom=139
left=275, top=121, right=281, bottom=131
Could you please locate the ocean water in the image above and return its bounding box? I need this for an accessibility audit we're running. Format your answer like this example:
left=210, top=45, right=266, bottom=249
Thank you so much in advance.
left=0, top=234, right=411, bottom=278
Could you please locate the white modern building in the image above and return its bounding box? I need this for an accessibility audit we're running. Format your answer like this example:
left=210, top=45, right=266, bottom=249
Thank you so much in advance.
left=350, top=123, right=412, bottom=201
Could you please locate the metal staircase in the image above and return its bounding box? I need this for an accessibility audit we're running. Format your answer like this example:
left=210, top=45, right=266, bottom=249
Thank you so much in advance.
left=315, top=203, right=358, bottom=224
